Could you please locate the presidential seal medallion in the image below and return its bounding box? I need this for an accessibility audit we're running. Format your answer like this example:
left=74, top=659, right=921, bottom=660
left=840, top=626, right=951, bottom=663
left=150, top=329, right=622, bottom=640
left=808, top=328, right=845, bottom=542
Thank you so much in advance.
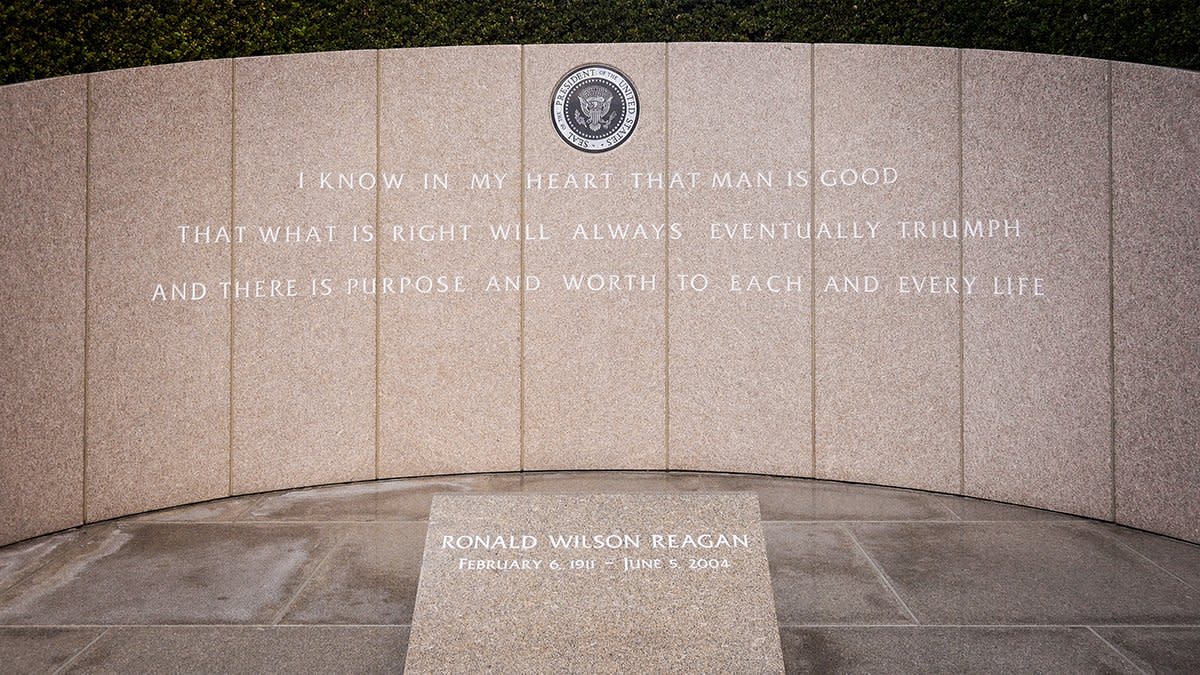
left=551, top=64, right=639, bottom=153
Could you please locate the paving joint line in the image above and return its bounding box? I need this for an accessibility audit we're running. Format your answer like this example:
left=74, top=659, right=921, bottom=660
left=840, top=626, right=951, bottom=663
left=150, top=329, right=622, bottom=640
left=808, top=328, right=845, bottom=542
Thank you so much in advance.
left=51, top=626, right=109, bottom=675
left=759, top=518, right=1020, bottom=525
left=927, top=496, right=963, bottom=520
left=7, top=622, right=1200, bottom=629
left=1085, top=523, right=1197, bottom=591
left=2, top=623, right=416, bottom=629
left=776, top=623, right=1200, bottom=629
left=841, top=523, right=920, bottom=625
left=269, top=529, right=351, bottom=625
left=1087, top=625, right=1149, bottom=675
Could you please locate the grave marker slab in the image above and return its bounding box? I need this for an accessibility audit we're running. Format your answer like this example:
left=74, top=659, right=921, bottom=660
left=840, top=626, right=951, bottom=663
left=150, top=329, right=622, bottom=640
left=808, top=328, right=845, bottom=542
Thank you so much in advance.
left=406, top=492, right=783, bottom=673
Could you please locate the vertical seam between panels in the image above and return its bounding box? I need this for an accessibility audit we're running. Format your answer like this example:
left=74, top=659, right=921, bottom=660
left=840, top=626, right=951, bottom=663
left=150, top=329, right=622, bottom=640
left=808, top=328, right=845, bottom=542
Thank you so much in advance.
left=519, top=45, right=527, bottom=472
left=957, top=50, right=966, bottom=495
left=82, top=74, right=92, bottom=521
left=1107, top=60, right=1117, bottom=522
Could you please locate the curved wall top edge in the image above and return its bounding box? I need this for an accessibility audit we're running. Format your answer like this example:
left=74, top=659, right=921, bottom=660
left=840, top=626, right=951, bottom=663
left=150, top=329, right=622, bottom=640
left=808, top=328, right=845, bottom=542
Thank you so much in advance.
left=3, top=42, right=1198, bottom=89
left=1, top=41, right=1196, bottom=546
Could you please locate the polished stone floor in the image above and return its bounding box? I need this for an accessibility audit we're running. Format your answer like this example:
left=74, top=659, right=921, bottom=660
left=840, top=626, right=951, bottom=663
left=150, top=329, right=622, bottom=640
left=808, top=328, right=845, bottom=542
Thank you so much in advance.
left=0, top=471, right=1198, bottom=674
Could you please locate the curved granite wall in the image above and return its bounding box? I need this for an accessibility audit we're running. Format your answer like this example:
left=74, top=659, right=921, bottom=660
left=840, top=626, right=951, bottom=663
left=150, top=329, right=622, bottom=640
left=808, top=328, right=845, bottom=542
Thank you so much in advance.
left=1, top=44, right=1197, bottom=546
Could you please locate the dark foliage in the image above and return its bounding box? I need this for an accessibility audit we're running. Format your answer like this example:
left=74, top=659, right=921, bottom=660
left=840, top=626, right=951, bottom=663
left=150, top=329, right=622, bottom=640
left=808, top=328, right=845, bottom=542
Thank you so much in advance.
left=3, top=1, right=1196, bottom=84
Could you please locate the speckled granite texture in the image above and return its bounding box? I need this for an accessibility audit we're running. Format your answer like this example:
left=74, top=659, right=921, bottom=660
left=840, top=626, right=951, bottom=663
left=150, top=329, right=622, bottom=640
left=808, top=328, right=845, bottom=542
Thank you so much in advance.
left=231, top=51, right=377, bottom=494
left=86, top=60, right=232, bottom=522
left=0, top=75, right=86, bottom=544
left=378, top=46, right=522, bottom=478
left=521, top=43, right=668, bottom=471
left=813, top=44, right=961, bottom=493
left=1112, top=62, right=1200, bottom=543
left=961, top=50, right=1112, bottom=520
left=667, top=42, right=812, bottom=477
left=0, top=44, right=1197, bottom=546
left=406, top=492, right=783, bottom=673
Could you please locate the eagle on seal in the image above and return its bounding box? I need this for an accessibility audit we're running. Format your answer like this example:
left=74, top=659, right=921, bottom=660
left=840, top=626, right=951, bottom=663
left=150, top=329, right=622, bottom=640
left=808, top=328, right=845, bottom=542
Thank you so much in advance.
left=574, top=84, right=616, bottom=131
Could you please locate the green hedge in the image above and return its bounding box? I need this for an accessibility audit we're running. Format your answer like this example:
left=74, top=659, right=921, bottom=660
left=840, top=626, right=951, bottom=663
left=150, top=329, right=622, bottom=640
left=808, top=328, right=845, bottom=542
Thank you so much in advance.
left=3, top=0, right=1197, bottom=85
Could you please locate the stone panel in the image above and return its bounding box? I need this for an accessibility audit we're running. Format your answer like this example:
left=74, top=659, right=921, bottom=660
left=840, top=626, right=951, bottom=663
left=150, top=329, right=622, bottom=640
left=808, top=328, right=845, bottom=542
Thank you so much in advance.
left=232, top=52, right=376, bottom=493
left=961, top=51, right=1111, bottom=518
left=522, top=44, right=667, bottom=469
left=1112, top=63, right=1200, bottom=542
left=0, top=76, right=86, bottom=545
left=667, top=42, right=812, bottom=476
left=87, top=61, right=232, bottom=521
left=378, top=46, right=521, bottom=477
left=813, top=44, right=960, bottom=491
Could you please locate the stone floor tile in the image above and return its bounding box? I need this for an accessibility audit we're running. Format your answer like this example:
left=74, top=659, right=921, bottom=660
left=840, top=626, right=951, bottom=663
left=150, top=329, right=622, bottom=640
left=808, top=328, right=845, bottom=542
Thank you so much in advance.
left=247, top=474, right=522, bottom=522
left=63, top=626, right=408, bottom=674
left=280, top=522, right=426, bottom=625
left=850, top=521, right=1200, bottom=624
left=1087, top=522, right=1200, bottom=590
left=1094, top=627, right=1200, bottom=674
left=780, top=626, right=1139, bottom=674
left=0, top=522, right=339, bottom=625
left=0, top=529, right=81, bottom=595
left=686, top=474, right=955, bottom=522
left=0, top=627, right=104, bottom=673
left=764, top=523, right=913, bottom=625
